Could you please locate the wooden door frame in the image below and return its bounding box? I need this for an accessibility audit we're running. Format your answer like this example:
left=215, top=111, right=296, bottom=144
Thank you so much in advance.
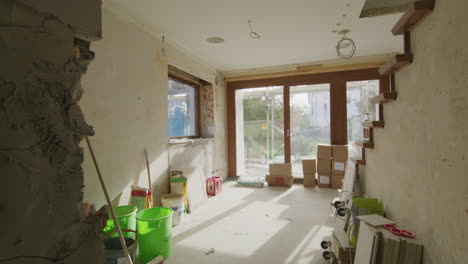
left=226, top=68, right=388, bottom=178
left=283, top=85, right=291, bottom=163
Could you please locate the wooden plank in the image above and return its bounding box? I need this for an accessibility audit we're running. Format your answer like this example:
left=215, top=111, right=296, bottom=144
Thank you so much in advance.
left=404, top=32, right=411, bottom=54
left=371, top=92, right=398, bottom=104
left=363, top=121, right=385, bottom=128
left=225, top=61, right=385, bottom=82
left=284, top=86, right=291, bottom=163
left=392, top=0, right=436, bottom=35
left=351, top=158, right=366, bottom=166
left=331, top=79, right=347, bottom=145
left=226, top=82, right=237, bottom=177
left=378, top=53, right=413, bottom=75
left=228, top=68, right=381, bottom=90
left=356, top=159, right=366, bottom=165
left=356, top=141, right=375, bottom=149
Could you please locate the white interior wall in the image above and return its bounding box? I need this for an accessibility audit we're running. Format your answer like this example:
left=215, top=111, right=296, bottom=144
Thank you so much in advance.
left=361, top=0, right=468, bottom=263
left=80, top=7, right=227, bottom=208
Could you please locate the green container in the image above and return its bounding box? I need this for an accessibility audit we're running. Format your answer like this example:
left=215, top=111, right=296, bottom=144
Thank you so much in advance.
left=102, top=206, right=137, bottom=239
left=136, top=207, right=173, bottom=263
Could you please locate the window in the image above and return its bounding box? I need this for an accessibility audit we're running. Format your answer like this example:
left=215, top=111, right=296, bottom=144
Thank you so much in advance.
left=168, top=76, right=199, bottom=138
left=346, top=80, right=380, bottom=142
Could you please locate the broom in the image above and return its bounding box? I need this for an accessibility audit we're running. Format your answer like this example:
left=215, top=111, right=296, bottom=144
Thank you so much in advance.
left=144, top=149, right=153, bottom=208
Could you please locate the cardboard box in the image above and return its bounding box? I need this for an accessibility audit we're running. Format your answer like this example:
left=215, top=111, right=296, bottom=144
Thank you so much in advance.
left=269, top=163, right=292, bottom=176
left=302, top=159, right=316, bottom=174
left=317, top=159, right=332, bottom=174
left=332, top=160, right=347, bottom=175
left=318, top=174, right=331, bottom=188
left=266, top=174, right=294, bottom=187
left=303, top=173, right=316, bottom=187
left=317, top=145, right=333, bottom=159
left=331, top=174, right=344, bottom=189
left=332, top=145, right=348, bottom=162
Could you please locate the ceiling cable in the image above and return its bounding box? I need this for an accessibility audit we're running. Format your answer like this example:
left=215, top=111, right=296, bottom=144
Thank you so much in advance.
left=248, top=20, right=261, bottom=39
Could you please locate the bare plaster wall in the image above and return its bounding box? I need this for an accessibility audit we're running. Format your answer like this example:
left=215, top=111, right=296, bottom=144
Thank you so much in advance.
left=16, top=0, right=102, bottom=40
left=360, top=0, right=468, bottom=263
left=0, top=2, right=104, bottom=263
left=80, top=7, right=227, bottom=208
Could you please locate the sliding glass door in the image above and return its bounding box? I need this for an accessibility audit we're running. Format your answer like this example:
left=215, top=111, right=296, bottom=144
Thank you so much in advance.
left=235, top=86, right=284, bottom=177
left=346, top=80, right=380, bottom=142
left=227, top=69, right=386, bottom=178
left=289, top=84, right=331, bottom=178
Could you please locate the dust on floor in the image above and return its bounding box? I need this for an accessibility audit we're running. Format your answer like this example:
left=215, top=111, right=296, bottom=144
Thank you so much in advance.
left=166, top=181, right=339, bottom=264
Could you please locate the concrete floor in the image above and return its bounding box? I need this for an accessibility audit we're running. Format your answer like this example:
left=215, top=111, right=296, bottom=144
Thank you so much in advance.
left=166, top=181, right=340, bottom=264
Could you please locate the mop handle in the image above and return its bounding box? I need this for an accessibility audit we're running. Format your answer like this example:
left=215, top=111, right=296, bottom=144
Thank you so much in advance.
left=144, top=149, right=152, bottom=191
left=85, top=137, right=133, bottom=264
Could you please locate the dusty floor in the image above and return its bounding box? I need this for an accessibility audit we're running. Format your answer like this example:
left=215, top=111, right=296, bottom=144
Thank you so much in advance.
left=166, top=180, right=339, bottom=264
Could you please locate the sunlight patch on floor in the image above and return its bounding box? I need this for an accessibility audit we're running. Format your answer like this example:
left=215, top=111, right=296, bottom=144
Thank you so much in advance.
left=284, top=225, right=334, bottom=264
left=177, top=200, right=290, bottom=257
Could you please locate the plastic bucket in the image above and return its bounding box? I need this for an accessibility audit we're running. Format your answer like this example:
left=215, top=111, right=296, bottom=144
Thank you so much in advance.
left=102, top=206, right=137, bottom=239
left=136, top=207, right=173, bottom=263
left=103, top=229, right=137, bottom=264
left=161, top=193, right=185, bottom=226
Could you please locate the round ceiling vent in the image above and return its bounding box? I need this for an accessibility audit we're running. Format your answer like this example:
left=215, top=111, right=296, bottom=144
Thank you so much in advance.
left=206, top=37, right=225, bottom=44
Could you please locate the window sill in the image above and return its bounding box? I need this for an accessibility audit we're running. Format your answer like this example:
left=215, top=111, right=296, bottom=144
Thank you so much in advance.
left=168, top=138, right=214, bottom=146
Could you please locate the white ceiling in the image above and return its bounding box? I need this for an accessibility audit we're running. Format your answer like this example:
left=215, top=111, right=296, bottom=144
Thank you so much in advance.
left=107, top=0, right=403, bottom=71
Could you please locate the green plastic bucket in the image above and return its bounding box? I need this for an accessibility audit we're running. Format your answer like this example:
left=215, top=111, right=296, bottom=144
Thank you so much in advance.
left=136, top=207, right=173, bottom=263
left=102, top=206, right=137, bottom=239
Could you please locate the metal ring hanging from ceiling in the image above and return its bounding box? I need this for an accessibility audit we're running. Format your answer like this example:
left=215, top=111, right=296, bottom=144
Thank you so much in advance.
left=336, top=35, right=356, bottom=59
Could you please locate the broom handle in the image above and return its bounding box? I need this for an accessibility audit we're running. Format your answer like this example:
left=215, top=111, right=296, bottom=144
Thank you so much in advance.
left=85, top=137, right=133, bottom=264
left=144, top=149, right=152, bottom=191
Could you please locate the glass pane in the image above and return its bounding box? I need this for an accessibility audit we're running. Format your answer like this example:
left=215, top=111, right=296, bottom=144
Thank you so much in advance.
left=346, top=80, right=380, bottom=142
left=235, top=86, right=284, bottom=177
left=168, top=78, right=198, bottom=137
left=290, top=84, right=331, bottom=178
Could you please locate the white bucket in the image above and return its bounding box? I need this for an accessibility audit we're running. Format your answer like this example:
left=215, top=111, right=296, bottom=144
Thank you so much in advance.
left=161, top=193, right=185, bottom=226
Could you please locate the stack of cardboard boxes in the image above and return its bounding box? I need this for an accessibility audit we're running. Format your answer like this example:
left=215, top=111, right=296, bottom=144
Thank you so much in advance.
left=267, top=163, right=294, bottom=187
left=315, top=144, right=349, bottom=188
left=302, top=159, right=316, bottom=187
left=331, top=145, right=348, bottom=189
left=268, top=145, right=348, bottom=188
left=317, top=145, right=333, bottom=188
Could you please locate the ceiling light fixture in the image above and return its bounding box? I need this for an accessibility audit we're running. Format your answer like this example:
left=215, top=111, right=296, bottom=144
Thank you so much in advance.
left=336, top=29, right=356, bottom=59
left=206, top=37, right=225, bottom=44
left=248, top=20, right=261, bottom=39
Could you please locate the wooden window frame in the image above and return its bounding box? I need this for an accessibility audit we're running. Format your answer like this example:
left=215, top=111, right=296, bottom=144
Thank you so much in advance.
left=168, top=74, right=202, bottom=139
left=226, top=68, right=388, bottom=178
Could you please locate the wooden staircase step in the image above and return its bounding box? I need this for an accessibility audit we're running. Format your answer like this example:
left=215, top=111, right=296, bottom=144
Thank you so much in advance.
left=352, top=159, right=366, bottom=166
left=379, top=53, right=413, bottom=75
left=362, top=121, right=385, bottom=128
left=356, top=141, right=375, bottom=149
left=371, top=92, right=398, bottom=104
left=392, top=0, right=436, bottom=35
left=363, top=127, right=374, bottom=142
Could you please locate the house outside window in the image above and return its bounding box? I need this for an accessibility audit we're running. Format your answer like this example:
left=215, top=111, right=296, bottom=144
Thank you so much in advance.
left=168, top=76, right=200, bottom=138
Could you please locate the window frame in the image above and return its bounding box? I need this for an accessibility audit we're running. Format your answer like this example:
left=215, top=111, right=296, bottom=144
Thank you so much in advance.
left=168, top=73, right=202, bottom=139
left=226, top=68, right=388, bottom=177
